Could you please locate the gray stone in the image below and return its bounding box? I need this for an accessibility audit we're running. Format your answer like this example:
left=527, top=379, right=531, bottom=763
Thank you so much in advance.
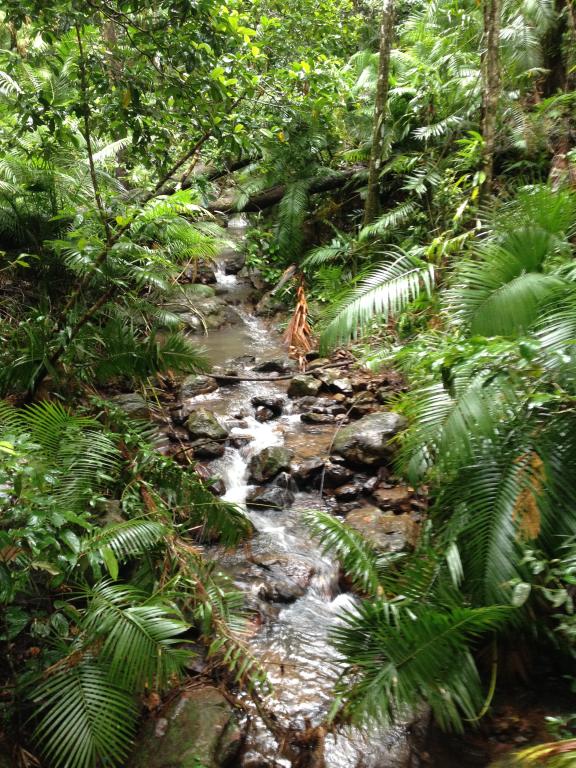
left=129, top=687, right=241, bottom=768
left=219, top=246, right=245, bottom=274
left=316, top=368, right=354, bottom=395
left=301, top=412, right=336, bottom=424
left=331, top=411, right=407, bottom=467
left=248, top=446, right=294, bottom=483
left=190, top=439, right=225, bottom=459
left=287, top=374, right=322, bottom=398
left=110, top=393, right=151, bottom=419
left=186, top=409, right=229, bottom=442
left=180, top=374, right=218, bottom=399
left=251, top=395, right=284, bottom=415
left=255, top=406, right=275, bottom=422
left=271, top=471, right=298, bottom=493
left=246, top=484, right=295, bottom=510
left=345, top=506, right=416, bottom=552
left=253, top=357, right=297, bottom=374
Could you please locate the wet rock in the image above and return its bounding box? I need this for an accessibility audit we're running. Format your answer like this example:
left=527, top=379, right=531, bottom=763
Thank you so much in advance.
left=253, top=357, right=297, bottom=374
left=372, top=484, right=413, bottom=513
left=293, top=458, right=325, bottom=489
left=294, top=396, right=347, bottom=416
left=315, top=368, right=354, bottom=395
left=182, top=298, right=240, bottom=333
left=189, top=439, right=225, bottom=459
left=287, top=374, right=322, bottom=398
left=186, top=409, right=229, bottom=442
left=110, top=393, right=151, bottom=419
left=301, top=412, right=336, bottom=424
left=232, top=354, right=256, bottom=367
left=349, top=394, right=380, bottom=419
left=229, top=435, right=254, bottom=449
left=183, top=261, right=217, bottom=284
left=129, top=687, right=241, bottom=768
left=323, top=462, right=354, bottom=487
left=257, top=579, right=305, bottom=603
left=334, top=483, right=362, bottom=502
left=248, top=553, right=315, bottom=603
left=345, top=506, right=417, bottom=552
left=209, top=477, right=226, bottom=496
left=271, top=471, right=298, bottom=493
left=363, top=476, right=380, bottom=494
left=255, top=291, right=289, bottom=317
left=246, top=484, right=295, bottom=509
left=249, top=446, right=294, bottom=483
left=180, top=374, right=218, bottom=399
left=251, top=395, right=284, bottom=416
left=254, top=406, right=275, bottom=422
left=219, top=246, right=245, bottom=274
left=331, top=411, right=407, bottom=467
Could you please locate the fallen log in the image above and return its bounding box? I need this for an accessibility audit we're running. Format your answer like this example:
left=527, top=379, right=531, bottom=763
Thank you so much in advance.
left=206, top=167, right=366, bottom=214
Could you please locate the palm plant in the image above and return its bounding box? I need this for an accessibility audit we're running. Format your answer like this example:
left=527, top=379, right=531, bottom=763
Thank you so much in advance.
left=306, top=184, right=576, bottom=736
left=305, top=511, right=509, bottom=730
left=0, top=399, right=261, bottom=767
left=319, top=247, right=435, bottom=351
left=32, top=581, right=190, bottom=768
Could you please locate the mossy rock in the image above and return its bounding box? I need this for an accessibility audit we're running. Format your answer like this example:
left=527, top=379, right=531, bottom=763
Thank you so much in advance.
left=331, top=411, right=407, bottom=467
left=130, top=687, right=241, bottom=768
left=248, top=446, right=294, bottom=483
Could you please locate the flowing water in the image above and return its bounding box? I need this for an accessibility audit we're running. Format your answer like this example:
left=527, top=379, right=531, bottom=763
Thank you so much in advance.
left=193, top=226, right=417, bottom=768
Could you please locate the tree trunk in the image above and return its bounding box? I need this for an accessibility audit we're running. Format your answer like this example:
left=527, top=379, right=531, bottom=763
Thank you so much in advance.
left=207, top=168, right=363, bottom=214
left=363, top=0, right=395, bottom=226
left=480, top=0, right=501, bottom=197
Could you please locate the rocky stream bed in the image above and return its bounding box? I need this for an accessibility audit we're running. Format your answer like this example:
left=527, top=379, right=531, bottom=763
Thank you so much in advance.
left=114, top=220, right=544, bottom=768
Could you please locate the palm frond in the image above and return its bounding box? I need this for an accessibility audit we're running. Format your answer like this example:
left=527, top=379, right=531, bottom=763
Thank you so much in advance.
left=276, top=179, right=310, bottom=262
left=320, top=250, right=435, bottom=351
left=82, top=581, right=190, bottom=690
left=304, top=509, right=398, bottom=593
left=33, top=658, right=137, bottom=768
left=447, top=228, right=566, bottom=336
left=332, top=601, right=508, bottom=730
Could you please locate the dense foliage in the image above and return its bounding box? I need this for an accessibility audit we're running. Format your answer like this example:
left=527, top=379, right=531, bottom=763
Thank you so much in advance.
left=1, top=0, right=576, bottom=766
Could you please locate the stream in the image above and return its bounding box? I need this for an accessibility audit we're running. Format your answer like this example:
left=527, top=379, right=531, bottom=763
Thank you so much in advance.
left=187, top=219, right=419, bottom=768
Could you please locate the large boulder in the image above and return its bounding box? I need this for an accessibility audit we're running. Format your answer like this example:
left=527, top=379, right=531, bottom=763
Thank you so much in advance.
left=130, top=687, right=241, bottom=768
left=331, top=411, right=407, bottom=467
left=248, top=446, right=294, bottom=483
left=186, top=409, right=228, bottom=442
left=180, top=374, right=218, bottom=399
left=183, top=298, right=240, bottom=333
